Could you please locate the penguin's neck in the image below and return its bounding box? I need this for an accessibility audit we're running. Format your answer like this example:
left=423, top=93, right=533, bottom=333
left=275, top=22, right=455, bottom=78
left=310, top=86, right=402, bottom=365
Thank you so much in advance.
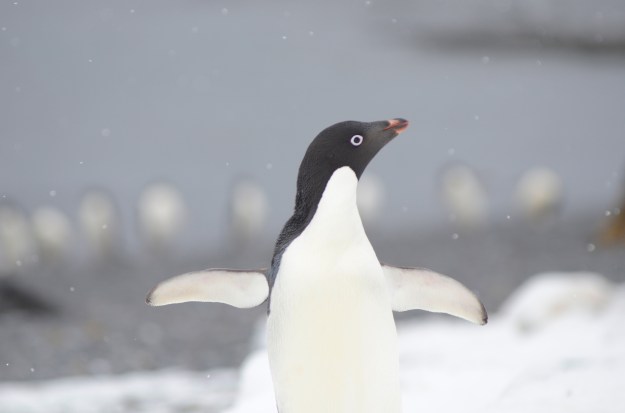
left=269, top=167, right=360, bottom=286
left=294, top=164, right=332, bottom=219
left=301, top=167, right=364, bottom=247
left=309, top=166, right=359, bottom=215
left=295, top=166, right=359, bottom=228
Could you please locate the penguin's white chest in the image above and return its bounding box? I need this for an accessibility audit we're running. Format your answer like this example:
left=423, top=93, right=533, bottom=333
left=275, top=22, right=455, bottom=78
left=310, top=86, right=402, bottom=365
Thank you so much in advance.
left=267, top=167, right=401, bottom=413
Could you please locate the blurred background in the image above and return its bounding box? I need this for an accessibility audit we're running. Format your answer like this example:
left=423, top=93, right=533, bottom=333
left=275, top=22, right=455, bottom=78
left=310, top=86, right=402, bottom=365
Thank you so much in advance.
left=1, top=0, right=624, bottom=387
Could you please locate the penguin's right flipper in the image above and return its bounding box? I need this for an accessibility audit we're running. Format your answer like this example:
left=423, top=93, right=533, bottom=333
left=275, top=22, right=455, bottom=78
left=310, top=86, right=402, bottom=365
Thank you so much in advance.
left=146, top=269, right=268, bottom=308
left=382, top=264, right=487, bottom=325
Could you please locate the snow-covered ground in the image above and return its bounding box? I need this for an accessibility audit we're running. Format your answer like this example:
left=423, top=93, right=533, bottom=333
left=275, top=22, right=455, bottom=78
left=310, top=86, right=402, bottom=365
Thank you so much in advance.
left=0, top=369, right=237, bottom=413
left=1, top=271, right=623, bottom=413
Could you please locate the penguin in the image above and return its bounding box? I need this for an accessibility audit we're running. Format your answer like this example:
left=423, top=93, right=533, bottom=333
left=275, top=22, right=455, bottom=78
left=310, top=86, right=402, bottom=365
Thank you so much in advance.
left=0, top=201, right=36, bottom=274
left=597, top=200, right=625, bottom=246
left=515, top=166, right=563, bottom=222
left=0, top=202, right=56, bottom=315
left=439, top=163, right=488, bottom=227
left=596, top=175, right=625, bottom=247
left=31, top=206, right=74, bottom=264
left=137, top=182, right=187, bottom=253
left=227, top=177, right=269, bottom=247
left=78, top=189, right=122, bottom=261
left=146, top=119, right=487, bottom=413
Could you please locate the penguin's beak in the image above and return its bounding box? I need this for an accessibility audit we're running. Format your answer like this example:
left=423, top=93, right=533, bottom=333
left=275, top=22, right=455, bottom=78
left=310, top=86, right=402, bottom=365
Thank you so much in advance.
left=367, top=118, right=409, bottom=148
left=383, top=118, right=409, bottom=135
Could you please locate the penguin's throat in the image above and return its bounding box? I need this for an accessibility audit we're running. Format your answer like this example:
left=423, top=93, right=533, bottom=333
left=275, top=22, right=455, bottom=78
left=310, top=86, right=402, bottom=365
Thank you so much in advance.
left=295, top=166, right=359, bottom=221
left=318, top=167, right=359, bottom=209
left=268, top=166, right=363, bottom=288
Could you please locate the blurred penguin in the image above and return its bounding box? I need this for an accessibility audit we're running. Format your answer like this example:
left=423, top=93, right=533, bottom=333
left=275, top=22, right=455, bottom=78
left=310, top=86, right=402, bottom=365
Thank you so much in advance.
left=598, top=205, right=625, bottom=247
left=31, top=206, right=74, bottom=265
left=357, top=172, right=386, bottom=226
left=228, top=178, right=268, bottom=249
left=0, top=202, right=56, bottom=315
left=597, top=177, right=625, bottom=247
left=439, top=163, right=488, bottom=228
left=137, top=182, right=187, bottom=253
left=0, top=201, right=37, bottom=275
left=78, top=189, right=122, bottom=262
left=515, top=167, right=563, bottom=222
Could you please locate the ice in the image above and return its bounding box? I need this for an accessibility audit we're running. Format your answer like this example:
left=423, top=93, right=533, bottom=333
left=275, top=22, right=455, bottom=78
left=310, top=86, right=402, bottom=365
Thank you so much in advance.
left=0, top=272, right=623, bottom=412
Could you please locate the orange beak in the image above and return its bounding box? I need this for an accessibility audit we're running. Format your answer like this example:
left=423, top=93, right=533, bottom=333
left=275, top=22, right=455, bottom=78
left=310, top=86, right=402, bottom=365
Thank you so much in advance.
left=383, top=118, right=409, bottom=135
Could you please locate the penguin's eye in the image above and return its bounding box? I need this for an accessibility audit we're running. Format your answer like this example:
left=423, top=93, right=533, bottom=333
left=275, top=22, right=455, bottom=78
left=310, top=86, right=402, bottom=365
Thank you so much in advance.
left=350, top=135, right=364, bottom=146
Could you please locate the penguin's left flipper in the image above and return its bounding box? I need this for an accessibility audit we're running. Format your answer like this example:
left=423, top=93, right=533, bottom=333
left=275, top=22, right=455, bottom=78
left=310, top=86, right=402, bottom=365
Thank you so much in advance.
left=383, top=264, right=487, bottom=325
left=145, top=269, right=268, bottom=309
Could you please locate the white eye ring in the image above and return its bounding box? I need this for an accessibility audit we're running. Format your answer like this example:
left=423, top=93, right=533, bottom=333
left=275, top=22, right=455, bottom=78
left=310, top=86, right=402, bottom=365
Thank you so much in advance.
left=350, top=135, right=363, bottom=146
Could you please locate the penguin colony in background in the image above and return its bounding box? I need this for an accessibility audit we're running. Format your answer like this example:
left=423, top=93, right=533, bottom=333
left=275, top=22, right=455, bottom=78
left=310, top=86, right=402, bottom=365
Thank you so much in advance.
left=147, top=119, right=488, bottom=413
left=0, top=184, right=189, bottom=276
left=0, top=178, right=270, bottom=273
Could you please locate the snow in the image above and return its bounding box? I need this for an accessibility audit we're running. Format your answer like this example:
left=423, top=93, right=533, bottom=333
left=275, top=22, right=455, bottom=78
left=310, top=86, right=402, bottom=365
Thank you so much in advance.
left=0, top=369, right=238, bottom=413
left=1, top=272, right=624, bottom=413
left=227, top=272, right=625, bottom=413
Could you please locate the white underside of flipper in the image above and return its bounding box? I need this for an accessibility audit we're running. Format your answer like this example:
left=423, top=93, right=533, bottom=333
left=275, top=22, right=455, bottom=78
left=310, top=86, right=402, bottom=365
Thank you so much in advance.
left=383, top=265, right=487, bottom=325
left=146, top=269, right=268, bottom=308
left=268, top=167, right=401, bottom=413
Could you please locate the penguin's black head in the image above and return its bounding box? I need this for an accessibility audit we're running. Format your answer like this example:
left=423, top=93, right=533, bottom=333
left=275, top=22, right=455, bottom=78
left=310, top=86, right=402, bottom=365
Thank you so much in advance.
left=299, top=118, right=409, bottom=181
left=271, top=118, right=409, bottom=276
left=291, top=118, right=408, bottom=216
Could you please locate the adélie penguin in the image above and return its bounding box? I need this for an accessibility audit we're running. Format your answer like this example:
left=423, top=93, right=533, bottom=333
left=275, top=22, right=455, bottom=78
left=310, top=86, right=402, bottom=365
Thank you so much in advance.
left=146, top=118, right=487, bottom=413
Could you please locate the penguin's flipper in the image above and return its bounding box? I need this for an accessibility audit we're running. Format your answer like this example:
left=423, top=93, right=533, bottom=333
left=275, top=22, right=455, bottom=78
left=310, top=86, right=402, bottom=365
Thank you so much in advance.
left=146, top=269, right=268, bottom=308
left=382, top=264, right=487, bottom=325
